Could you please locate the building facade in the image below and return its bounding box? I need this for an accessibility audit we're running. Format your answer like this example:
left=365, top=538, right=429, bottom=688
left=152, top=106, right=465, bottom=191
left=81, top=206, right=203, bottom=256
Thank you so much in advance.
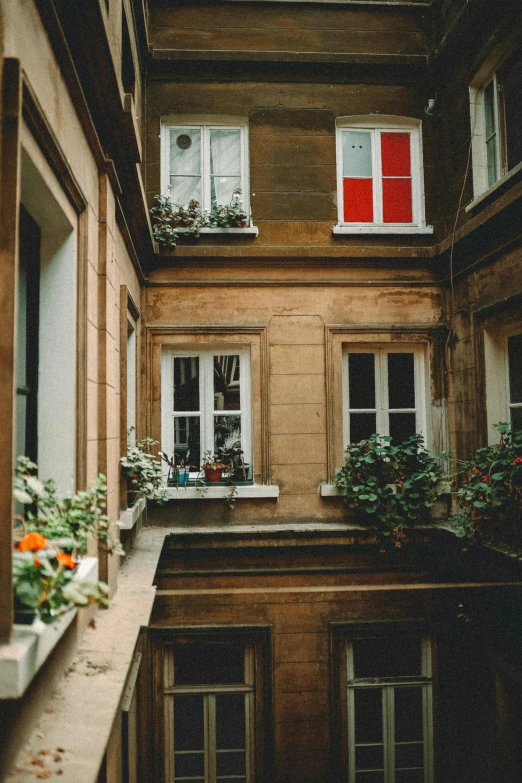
left=1, top=0, right=522, bottom=781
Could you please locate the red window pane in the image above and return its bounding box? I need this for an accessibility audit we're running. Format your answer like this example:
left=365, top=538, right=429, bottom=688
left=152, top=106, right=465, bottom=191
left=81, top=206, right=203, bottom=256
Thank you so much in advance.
left=382, top=178, right=413, bottom=223
left=381, top=133, right=411, bottom=177
left=343, top=178, right=373, bottom=222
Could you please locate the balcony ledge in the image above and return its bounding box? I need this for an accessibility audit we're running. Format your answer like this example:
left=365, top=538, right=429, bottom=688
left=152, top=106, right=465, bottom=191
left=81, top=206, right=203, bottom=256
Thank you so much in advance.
left=166, top=484, right=279, bottom=500
left=0, top=557, right=98, bottom=699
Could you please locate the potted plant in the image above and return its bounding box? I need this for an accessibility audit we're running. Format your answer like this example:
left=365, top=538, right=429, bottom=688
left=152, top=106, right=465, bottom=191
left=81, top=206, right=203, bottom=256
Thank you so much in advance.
left=161, top=451, right=192, bottom=487
left=334, top=433, right=444, bottom=548
left=218, top=441, right=250, bottom=482
left=14, top=456, right=123, bottom=556
left=450, top=423, right=522, bottom=546
left=201, top=451, right=227, bottom=483
left=120, top=435, right=169, bottom=505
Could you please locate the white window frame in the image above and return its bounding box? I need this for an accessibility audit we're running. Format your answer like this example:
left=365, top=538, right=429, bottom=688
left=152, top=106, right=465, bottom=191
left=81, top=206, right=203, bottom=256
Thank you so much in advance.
left=342, top=344, right=429, bottom=449
left=346, top=635, right=434, bottom=783
left=334, top=116, right=432, bottom=235
left=160, top=115, right=251, bottom=216
left=161, top=346, right=252, bottom=479
left=484, top=322, right=522, bottom=442
left=469, top=73, right=507, bottom=199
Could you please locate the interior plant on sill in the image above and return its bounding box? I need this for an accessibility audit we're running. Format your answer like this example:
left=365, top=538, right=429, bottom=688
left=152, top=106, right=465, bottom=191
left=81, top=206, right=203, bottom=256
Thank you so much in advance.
left=333, top=433, right=444, bottom=548
left=120, top=433, right=169, bottom=506
left=449, top=423, right=522, bottom=547
left=13, top=532, right=108, bottom=624
left=150, top=188, right=249, bottom=249
left=161, top=450, right=193, bottom=487
left=14, top=456, right=123, bottom=556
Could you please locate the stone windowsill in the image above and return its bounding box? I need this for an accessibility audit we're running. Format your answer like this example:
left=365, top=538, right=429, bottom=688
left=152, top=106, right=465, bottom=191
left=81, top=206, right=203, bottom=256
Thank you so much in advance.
left=465, top=161, right=522, bottom=213
left=332, top=224, right=434, bottom=235
left=0, top=557, right=98, bottom=699
left=118, top=496, right=147, bottom=531
left=319, top=480, right=452, bottom=497
left=167, top=484, right=279, bottom=500
left=177, top=226, right=259, bottom=236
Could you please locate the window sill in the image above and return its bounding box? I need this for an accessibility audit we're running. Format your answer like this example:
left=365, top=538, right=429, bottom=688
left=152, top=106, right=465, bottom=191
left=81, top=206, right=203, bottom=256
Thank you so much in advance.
left=319, top=481, right=452, bottom=497
left=118, top=496, right=147, bottom=531
left=177, top=226, right=259, bottom=236
left=166, top=484, right=279, bottom=500
left=0, top=557, right=98, bottom=699
left=466, top=161, right=522, bottom=213
left=332, top=224, right=434, bottom=235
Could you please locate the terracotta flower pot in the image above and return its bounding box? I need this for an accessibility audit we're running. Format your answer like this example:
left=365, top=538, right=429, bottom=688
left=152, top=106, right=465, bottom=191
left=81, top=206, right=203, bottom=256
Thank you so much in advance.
left=204, top=467, right=224, bottom=483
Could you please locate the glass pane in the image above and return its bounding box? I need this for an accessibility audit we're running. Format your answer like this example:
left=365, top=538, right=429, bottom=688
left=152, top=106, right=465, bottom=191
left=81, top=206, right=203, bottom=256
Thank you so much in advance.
left=395, top=743, right=423, bottom=768
left=388, top=354, right=415, bottom=409
left=508, top=334, right=522, bottom=404
left=216, top=751, right=246, bottom=776
left=216, top=694, right=246, bottom=749
left=174, top=357, right=200, bottom=411
left=170, top=128, right=201, bottom=175
left=343, top=131, right=372, bottom=178
left=484, top=82, right=496, bottom=138
left=350, top=413, right=377, bottom=444
left=173, top=695, right=204, bottom=750
left=353, top=637, right=421, bottom=678
left=355, top=773, right=384, bottom=783
left=349, top=353, right=376, bottom=409
left=511, top=406, right=522, bottom=432
left=380, top=132, right=411, bottom=177
left=210, top=176, right=242, bottom=210
left=486, top=137, right=498, bottom=188
left=354, top=689, right=383, bottom=744
left=389, top=413, right=417, bottom=445
left=355, top=745, right=384, bottom=770
left=214, top=415, right=242, bottom=454
left=395, top=688, right=423, bottom=743
left=169, top=175, right=202, bottom=207
left=503, top=49, right=522, bottom=171
left=174, top=752, right=205, bottom=778
left=214, top=355, right=241, bottom=410
left=395, top=771, right=424, bottom=783
left=173, top=416, right=200, bottom=471
left=174, top=644, right=245, bottom=685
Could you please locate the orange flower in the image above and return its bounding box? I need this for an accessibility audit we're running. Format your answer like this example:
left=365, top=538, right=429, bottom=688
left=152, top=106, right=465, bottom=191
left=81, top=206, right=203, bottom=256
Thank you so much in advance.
left=483, top=475, right=490, bottom=483
left=56, top=552, right=76, bottom=569
left=33, top=558, right=42, bottom=568
left=18, top=532, right=47, bottom=552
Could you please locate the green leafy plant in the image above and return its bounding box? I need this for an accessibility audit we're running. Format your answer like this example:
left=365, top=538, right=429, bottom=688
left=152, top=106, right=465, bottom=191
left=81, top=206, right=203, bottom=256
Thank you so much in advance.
left=449, top=423, right=522, bottom=546
left=14, top=457, right=122, bottom=555
left=120, top=436, right=169, bottom=506
left=13, top=533, right=108, bottom=624
left=150, top=189, right=249, bottom=249
left=334, top=433, right=444, bottom=547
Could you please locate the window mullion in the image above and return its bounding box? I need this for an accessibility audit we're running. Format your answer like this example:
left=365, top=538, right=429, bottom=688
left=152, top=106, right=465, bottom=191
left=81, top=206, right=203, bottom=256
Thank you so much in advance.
left=203, top=352, right=214, bottom=458
left=378, top=349, right=389, bottom=436
left=374, top=130, right=383, bottom=224
left=207, top=693, right=215, bottom=783
left=385, top=685, right=395, bottom=783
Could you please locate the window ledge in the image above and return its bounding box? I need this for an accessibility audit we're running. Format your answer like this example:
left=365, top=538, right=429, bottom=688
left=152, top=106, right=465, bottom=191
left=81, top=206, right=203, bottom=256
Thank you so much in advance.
left=166, top=484, right=279, bottom=500
left=466, top=161, right=522, bottom=213
left=0, top=557, right=98, bottom=699
left=332, top=224, right=434, bottom=235
left=118, top=496, right=147, bottom=531
left=177, top=226, right=259, bottom=236
left=320, top=480, right=452, bottom=498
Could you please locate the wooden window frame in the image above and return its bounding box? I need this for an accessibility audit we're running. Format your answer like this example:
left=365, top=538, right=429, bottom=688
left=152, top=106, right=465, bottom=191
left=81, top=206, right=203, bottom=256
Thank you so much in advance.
left=160, top=116, right=250, bottom=218
left=334, top=116, right=432, bottom=235
left=342, top=343, right=428, bottom=449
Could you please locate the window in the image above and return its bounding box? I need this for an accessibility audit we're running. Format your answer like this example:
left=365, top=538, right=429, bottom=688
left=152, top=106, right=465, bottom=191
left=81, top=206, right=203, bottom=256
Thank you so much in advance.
left=484, top=325, right=522, bottom=439
left=335, top=117, right=431, bottom=234
left=343, top=345, right=427, bottom=446
left=343, top=633, right=434, bottom=783
left=161, top=118, right=250, bottom=214
left=161, top=347, right=252, bottom=476
left=163, top=640, right=257, bottom=783
left=470, top=45, right=522, bottom=197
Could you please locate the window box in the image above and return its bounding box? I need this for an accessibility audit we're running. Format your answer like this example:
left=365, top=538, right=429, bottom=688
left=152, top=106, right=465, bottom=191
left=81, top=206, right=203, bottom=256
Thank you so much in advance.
left=166, top=484, right=279, bottom=500
left=335, top=116, right=430, bottom=234
left=0, top=557, right=98, bottom=699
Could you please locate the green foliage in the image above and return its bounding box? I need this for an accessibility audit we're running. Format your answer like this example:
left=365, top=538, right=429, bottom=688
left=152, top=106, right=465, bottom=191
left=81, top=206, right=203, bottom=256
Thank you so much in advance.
left=120, top=436, right=169, bottom=505
left=449, top=423, right=522, bottom=546
left=150, top=189, right=249, bottom=248
left=333, top=433, right=444, bottom=547
left=15, top=457, right=122, bottom=555
left=13, top=551, right=108, bottom=624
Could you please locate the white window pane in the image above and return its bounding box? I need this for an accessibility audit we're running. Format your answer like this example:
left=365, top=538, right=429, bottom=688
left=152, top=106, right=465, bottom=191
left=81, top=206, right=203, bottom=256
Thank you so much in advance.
left=486, top=137, right=498, bottom=188
left=343, top=131, right=372, bottom=178
left=210, top=129, right=241, bottom=177
left=211, top=176, right=242, bottom=209
left=174, top=357, right=200, bottom=411
left=484, top=82, right=496, bottom=139
left=169, top=175, right=202, bottom=207
left=170, top=128, right=201, bottom=175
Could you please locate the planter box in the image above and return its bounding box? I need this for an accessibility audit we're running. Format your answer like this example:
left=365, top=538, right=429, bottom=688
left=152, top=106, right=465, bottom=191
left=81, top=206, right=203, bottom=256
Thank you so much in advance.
left=118, top=496, right=147, bottom=531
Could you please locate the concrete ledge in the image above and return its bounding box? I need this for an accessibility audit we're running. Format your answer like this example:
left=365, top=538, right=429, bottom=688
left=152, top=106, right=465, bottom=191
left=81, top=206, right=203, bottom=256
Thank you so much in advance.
left=166, top=484, right=279, bottom=500
left=6, top=528, right=167, bottom=782
left=177, top=226, right=259, bottom=236
left=320, top=481, right=452, bottom=497
left=118, top=497, right=147, bottom=530
left=332, top=224, right=434, bottom=235
left=0, top=558, right=98, bottom=699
